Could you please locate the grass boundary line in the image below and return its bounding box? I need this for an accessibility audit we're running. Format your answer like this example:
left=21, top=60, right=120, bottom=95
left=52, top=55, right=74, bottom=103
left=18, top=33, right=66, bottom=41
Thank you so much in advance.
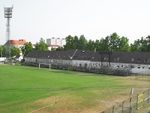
left=29, top=101, right=58, bottom=113
left=82, top=96, right=121, bottom=106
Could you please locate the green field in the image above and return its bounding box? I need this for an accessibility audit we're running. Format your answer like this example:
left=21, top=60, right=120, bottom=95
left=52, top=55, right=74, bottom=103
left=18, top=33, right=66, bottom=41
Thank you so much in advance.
left=0, top=64, right=150, bottom=113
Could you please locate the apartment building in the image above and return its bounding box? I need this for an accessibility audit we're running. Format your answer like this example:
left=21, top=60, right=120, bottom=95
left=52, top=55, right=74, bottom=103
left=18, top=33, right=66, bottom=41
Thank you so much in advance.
left=46, top=37, right=66, bottom=47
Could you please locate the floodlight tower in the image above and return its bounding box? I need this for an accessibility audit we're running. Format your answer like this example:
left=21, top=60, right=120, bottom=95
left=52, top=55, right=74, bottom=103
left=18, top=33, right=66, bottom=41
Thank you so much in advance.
left=4, top=6, right=13, bottom=58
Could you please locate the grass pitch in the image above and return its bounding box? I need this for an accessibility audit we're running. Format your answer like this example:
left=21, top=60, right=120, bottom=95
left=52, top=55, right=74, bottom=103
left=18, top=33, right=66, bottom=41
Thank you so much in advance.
left=0, top=64, right=150, bottom=113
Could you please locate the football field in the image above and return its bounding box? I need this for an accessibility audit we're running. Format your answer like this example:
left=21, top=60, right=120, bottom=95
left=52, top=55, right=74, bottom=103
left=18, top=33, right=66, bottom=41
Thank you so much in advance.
left=0, top=64, right=149, bottom=113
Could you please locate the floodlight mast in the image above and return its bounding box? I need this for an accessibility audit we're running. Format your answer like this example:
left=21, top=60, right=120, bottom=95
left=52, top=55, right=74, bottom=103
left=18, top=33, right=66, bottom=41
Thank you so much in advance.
left=4, top=6, right=13, bottom=59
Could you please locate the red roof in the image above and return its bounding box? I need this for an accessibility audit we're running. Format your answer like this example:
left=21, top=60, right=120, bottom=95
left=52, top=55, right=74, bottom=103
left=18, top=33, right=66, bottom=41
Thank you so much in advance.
left=50, top=45, right=59, bottom=47
left=32, top=44, right=59, bottom=47
left=5, top=39, right=27, bottom=45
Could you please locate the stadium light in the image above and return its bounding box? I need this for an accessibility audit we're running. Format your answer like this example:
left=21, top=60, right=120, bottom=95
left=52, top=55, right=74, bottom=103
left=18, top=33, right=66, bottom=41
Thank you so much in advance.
left=4, top=6, right=13, bottom=59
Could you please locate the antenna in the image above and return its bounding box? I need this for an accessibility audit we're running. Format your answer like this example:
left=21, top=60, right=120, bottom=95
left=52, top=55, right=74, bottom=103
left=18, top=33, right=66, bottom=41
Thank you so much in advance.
left=4, top=5, right=13, bottom=60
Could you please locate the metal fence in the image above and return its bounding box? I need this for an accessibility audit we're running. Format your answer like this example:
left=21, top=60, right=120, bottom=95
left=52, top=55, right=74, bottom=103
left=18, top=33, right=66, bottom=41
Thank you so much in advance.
left=101, top=89, right=150, bottom=113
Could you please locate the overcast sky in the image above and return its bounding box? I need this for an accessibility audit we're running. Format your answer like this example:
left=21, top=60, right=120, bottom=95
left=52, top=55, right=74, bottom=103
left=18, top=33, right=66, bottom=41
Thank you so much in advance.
left=0, top=0, right=150, bottom=45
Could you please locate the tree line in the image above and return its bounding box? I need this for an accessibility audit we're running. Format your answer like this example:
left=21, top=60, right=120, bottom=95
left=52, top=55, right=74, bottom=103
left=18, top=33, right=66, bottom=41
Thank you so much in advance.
left=0, top=32, right=150, bottom=57
left=63, top=32, right=150, bottom=52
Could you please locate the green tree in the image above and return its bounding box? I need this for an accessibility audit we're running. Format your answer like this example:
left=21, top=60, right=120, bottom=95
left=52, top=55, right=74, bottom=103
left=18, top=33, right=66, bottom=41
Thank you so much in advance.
left=51, top=47, right=56, bottom=51
left=109, top=32, right=120, bottom=51
left=72, top=36, right=78, bottom=49
left=130, top=40, right=140, bottom=52
left=11, top=46, right=20, bottom=57
left=0, top=46, right=7, bottom=57
left=146, top=35, right=150, bottom=51
left=94, top=40, right=100, bottom=51
left=78, top=35, right=87, bottom=50
left=140, top=37, right=148, bottom=52
left=0, top=46, right=3, bottom=57
left=130, top=37, right=148, bottom=52
left=56, top=47, right=64, bottom=51
left=117, top=36, right=130, bottom=51
left=22, top=42, right=33, bottom=56
left=99, top=36, right=110, bottom=51
left=35, top=38, right=49, bottom=51
left=64, top=35, right=74, bottom=50
left=86, top=39, right=95, bottom=51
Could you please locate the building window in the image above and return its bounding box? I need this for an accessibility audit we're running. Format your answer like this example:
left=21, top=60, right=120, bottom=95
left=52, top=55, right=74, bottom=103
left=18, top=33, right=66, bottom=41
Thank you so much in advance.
left=143, top=67, right=144, bottom=69
left=104, top=57, right=107, bottom=61
left=131, top=58, right=134, bottom=62
left=117, top=57, right=120, bottom=61
left=138, top=67, right=140, bottom=69
left=137, top=58, right=140, bottom=62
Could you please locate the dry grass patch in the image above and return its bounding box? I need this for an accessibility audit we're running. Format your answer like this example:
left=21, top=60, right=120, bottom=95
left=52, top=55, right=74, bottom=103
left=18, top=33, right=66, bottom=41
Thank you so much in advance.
left=29, top=95, right=113, bottom=113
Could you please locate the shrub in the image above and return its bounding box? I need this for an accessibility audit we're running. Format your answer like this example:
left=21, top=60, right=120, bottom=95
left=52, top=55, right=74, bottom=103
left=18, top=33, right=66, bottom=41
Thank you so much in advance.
left=68, top=66, right=73, bottom=71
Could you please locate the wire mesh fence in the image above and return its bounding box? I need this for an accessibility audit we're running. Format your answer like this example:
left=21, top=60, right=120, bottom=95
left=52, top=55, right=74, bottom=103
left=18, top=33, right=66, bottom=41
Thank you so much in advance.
left=114, top=105, right=122, bottom=113
left=101, top=89, right=150, bottom=113
left=101, top=106, right=115, bottom=113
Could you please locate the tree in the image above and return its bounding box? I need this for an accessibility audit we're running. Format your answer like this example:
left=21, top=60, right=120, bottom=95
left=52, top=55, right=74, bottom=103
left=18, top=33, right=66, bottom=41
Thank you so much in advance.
left=51, top=47, right=56, bottom=51
left=11, top=46, right=20, bottom=57
left=56, top=47, right=64, bottom=51
left=0, top=47, right=3, bottom=57
left=130, top=40, right=140, bottom=52
left=22, top=42, right=33, bottom=56
left=0, top=46, right=7, bottom=57
left=117, top=36, right=130, bottom=51
left=130, top=37, right=148, bottom=52
left=146, top=35, right=150, bottom=51
left=78, top=35, right=87, bottom=50
left=73, top=36, right=79, bottom=49
left=108, top=32, right=120, bottom=51
left=64, top=35, right=74, bottom=50
left=86, top=39, right=95, bottom=51
left=94, top=39, right=100, bottom=51
left=99, top=36, right=110, bottom=51
left=139, top=37, right=148, bottom=52
left=35, top=38, right=49, bottom=51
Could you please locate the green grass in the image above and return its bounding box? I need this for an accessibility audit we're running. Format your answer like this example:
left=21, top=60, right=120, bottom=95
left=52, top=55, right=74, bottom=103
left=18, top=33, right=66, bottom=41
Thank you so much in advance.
left=0, top=64, right=149, bottom=113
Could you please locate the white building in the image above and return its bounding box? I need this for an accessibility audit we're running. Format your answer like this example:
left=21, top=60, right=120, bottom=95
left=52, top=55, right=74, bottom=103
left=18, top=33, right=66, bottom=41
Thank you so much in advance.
left=46, top=37, right=66, bottom=47
left=24, top=50, right=150, bottom=75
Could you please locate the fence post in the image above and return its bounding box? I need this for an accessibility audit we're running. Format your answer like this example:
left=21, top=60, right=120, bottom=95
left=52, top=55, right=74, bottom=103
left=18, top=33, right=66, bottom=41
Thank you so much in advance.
left=143, top=91, right=145, bottom=107
left=136, top=94, right=139, bottom=110
left=122, top=101, right=125, bottom=113
left=39, top=63, right=40, bottom=69
left=148, top=89, right=150, bottom=103
left=112, top=106, right=115, bottom=113
left=130, top=97, right=132, bottom=113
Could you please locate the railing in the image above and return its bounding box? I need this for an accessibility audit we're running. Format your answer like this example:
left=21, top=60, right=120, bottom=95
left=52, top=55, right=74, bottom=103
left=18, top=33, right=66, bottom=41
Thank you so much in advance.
left=101, top=89, right=150, bottom=113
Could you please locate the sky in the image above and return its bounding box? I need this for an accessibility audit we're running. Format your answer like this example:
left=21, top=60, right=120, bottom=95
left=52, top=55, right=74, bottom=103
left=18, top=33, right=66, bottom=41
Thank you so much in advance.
left=0, top=0, right=150, bottom=45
